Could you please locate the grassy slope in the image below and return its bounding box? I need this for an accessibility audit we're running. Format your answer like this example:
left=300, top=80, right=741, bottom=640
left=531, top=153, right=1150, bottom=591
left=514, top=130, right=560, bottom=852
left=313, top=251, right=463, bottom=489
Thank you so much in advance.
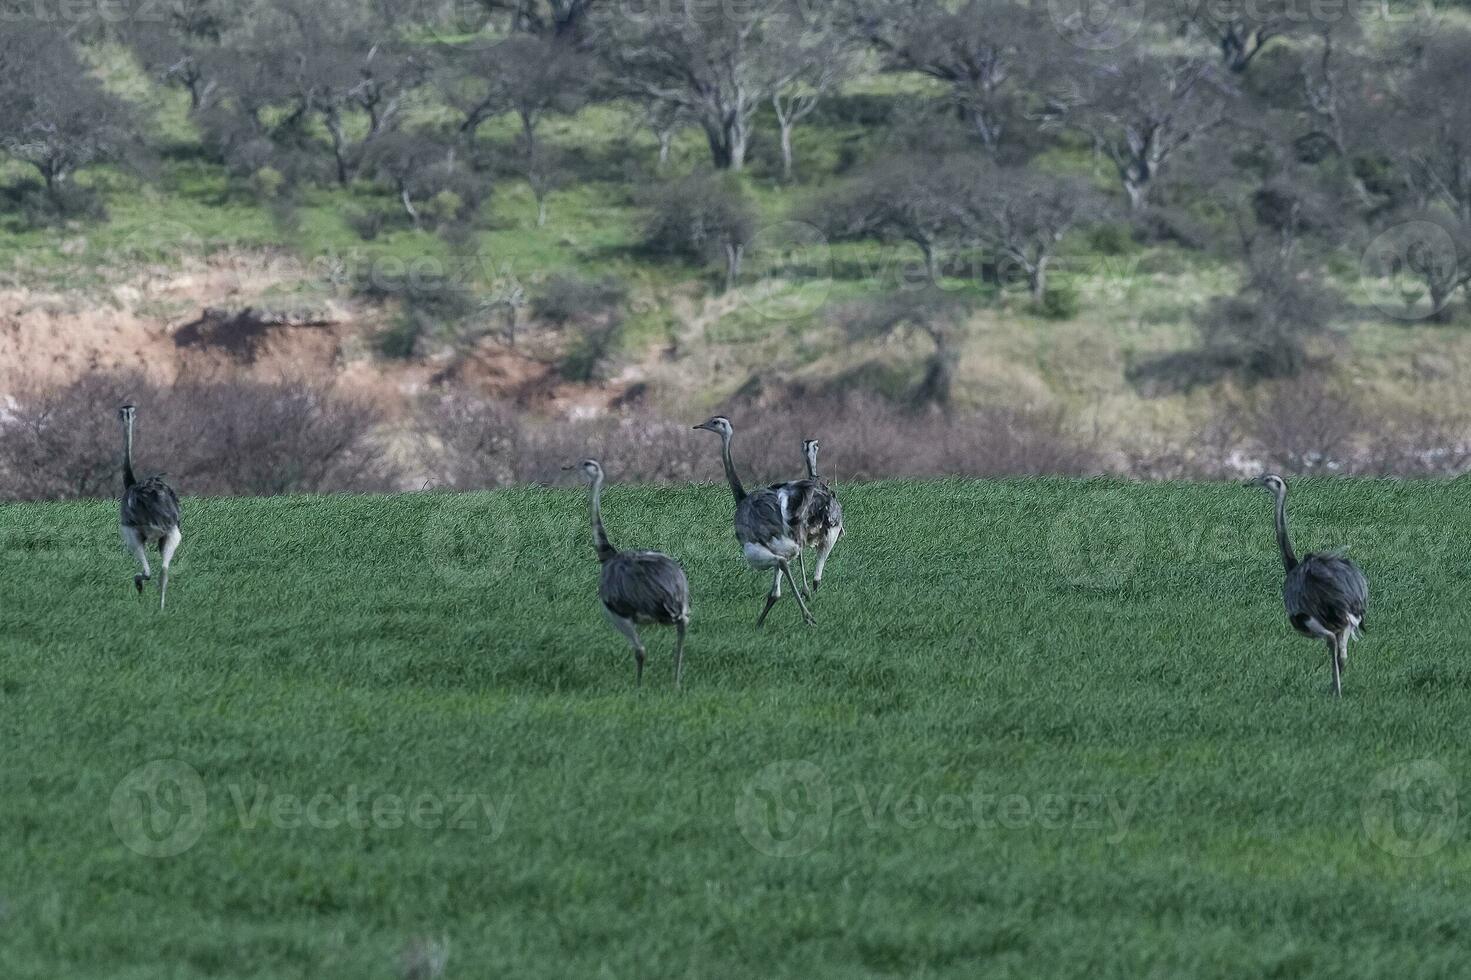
left=6, top=46, right=1471, bottom=438
left=4, top=478, right=1471, bottom=978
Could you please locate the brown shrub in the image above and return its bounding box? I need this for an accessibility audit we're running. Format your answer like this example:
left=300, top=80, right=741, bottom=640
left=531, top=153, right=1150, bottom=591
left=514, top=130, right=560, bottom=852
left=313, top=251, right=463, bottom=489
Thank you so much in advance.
left=1124, top=379, right=1471, bottom=480
left=1238, top=377, right=1366, bottom=476
left=0, top=373, right=399, bottom=501
left=421, top=391, right=1101, bottom=489
left=712, top=395, right=1101, bottom=483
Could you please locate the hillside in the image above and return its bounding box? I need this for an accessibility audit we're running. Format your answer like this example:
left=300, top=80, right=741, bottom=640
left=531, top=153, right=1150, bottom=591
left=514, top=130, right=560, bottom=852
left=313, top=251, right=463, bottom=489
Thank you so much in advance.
left=4, top=479, right=1471, bottom=977
left=4, top=28, right=1471, bottom=480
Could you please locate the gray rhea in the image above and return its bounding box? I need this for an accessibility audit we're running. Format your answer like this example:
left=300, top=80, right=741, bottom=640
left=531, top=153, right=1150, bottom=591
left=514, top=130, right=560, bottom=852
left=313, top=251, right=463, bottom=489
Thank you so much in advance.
left=693, top=416, right=816, bottom=627
left=767, top=439, right=845, bottom=597
left=570, top=459, right=690, bottom=688
left=117, top=404, right=182, bottom=609
left=1248, top=473, right=1368, bottom=697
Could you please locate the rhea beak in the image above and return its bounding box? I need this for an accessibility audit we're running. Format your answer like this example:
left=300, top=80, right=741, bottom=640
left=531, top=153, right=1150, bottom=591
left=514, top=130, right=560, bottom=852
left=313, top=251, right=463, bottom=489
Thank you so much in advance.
left=692, top=423, right=709, bottom=432
left=561, top=464, right=574, bottom=471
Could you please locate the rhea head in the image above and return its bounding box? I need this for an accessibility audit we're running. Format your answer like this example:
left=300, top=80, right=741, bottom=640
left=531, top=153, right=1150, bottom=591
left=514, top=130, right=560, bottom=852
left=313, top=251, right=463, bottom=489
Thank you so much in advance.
left=118, top=403, right=137, bottom=426
left=693, top=415, right=733, bottom=438
left=1246, top=473, right=1287, bottom=496
left=563, top=458, right=604, bottom=483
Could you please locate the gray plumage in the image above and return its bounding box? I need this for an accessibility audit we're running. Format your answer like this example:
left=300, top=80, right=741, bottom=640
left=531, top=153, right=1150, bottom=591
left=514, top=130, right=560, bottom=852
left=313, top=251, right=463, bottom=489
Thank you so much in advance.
left=570, top=458, right=690, bottom=688
left=1249, top=473, right=1368, bottom=697
left=118, top=404, right=182, bottom=609
left=694, top=416, right=816, bottom=627
left=769, top=438, right=844, bottom=596
left=121, top=477, right=180, bottom=540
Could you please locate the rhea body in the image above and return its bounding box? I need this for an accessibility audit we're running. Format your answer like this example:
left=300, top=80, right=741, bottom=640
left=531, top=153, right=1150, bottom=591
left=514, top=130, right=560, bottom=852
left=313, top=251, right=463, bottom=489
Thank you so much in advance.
left=571, top=459, right=690, bottom=688
left=1248, top=473, right=1368, bottom=697
left=118, top=404, right=181, bottom=609
left=767, top=439, right=845, bottom=596
left=693, top=416, right=816, bottom=627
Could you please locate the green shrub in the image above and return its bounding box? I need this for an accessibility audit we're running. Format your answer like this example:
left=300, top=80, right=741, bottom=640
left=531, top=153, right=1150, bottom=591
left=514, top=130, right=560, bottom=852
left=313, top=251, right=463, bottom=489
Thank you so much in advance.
left=250, top=166, right=286, bottom=200
left=1037, top=282, right=1080, bottom=320
left=345, top=207, right=389, bottom=242
left=1087, top=222, right=1136, bottom=256
left=375, top=317, right=423, bottom=359
left=425, top=190, right=466, bottom=226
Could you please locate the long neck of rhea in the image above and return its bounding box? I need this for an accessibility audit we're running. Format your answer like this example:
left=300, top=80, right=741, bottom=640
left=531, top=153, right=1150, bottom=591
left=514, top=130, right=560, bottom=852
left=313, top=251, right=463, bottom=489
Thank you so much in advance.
left=122, top=418, right=137, bottom=490
left=805, top=445, right=819, bottom=481
left=1274, top=486, right=1297, bottom=572
left=720, top=430, right=746, bottom=503
left=589, top=472, right=616, bottom=562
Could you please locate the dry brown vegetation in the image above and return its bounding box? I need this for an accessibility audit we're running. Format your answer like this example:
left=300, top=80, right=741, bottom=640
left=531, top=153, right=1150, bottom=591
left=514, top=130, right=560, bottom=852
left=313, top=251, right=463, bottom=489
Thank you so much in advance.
left=9, top=372, right=1467, bottom=502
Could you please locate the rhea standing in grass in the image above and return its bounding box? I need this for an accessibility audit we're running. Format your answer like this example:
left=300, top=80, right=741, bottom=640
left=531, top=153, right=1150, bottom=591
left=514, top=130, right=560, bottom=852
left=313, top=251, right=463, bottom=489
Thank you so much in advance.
left=569, top=458, right=690, bottom=689
left=1248, top=473, right=1368, bottom=697
left=784, top=438, right=844, bottom=597
left=694, top=416, right=816, bottom=627
left=117, top=403, right=181, bottom=609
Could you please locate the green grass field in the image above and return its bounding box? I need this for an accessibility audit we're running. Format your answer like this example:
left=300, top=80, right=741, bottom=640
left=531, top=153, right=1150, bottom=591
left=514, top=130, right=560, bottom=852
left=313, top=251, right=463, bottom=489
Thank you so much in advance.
left=4, top=478, right=1471, bottom=978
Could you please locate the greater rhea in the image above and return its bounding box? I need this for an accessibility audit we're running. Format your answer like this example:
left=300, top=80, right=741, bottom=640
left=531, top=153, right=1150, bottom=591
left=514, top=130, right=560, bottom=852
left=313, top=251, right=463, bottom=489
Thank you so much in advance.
left=117, top=403, right=181, bottom=609
left=1248, top=473, right=1368, bottom=697
left=693, top=416, right=816, bottom=627
left=568, top=458, right=690, bottom=688
left=791, top=438, right=844, bottom=595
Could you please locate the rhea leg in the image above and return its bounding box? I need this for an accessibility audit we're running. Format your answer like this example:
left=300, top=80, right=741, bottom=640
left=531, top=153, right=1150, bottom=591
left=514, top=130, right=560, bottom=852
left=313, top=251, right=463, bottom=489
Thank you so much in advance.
left=756, top=568, right=783, bottom=627
left=122, top=526, right=151, bottom=595
left=1325, top=635, right=1342, bottom=698
left=1333, top=632, right=1347, bottom=696
left=603, top=607, right=646, bottom=687
left=1302, top=619, right=1337, bottom=696
left=158, top=526, right=181, bottom=610
left=811, top=528, right=839, bottom=593
left=780, top=560, right=816, bottom=626
left=673, top=619, right=688, bottom=690
left=797, top=544, right=813, bottom=598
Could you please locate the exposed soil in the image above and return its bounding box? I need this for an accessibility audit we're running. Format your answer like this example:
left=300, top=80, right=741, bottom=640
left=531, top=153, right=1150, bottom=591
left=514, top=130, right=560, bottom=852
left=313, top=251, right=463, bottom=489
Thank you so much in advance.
left=0, top=250, right=633, bottom=419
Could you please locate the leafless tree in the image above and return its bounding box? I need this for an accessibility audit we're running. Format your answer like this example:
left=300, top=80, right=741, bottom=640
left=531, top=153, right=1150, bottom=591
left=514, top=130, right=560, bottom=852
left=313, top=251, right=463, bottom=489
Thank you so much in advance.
left=443, top=35, right=593, bottom=153
left=1364, top=212, right=1471, bottom=321
left=593, top=0, right=795, bottom=171
left=635, top=98, right=696, bottom=171
left=864, top=0, right=1050, bottom=155
left=810, top=153, right=975, bottom=284
left=517, top=139, right=570, bottom=228
left=958, top=167, right=1102, bottom=300
left=767, top=27, right=860, bottom=181
left=366, top=130, right=454, bottom=228
left=1181, top=0, right=1353, bottom=74
left=204, top=1, right=425, bottom=186
left=1052, top=53, right=1232, bottom=210
left=1383, top=29, right=1471, bottom=226
left=122, top=0, right=241, bottom=111
left=0, top=25, right=138, bottom=205
left=640, top=171, right=755, bottom=291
